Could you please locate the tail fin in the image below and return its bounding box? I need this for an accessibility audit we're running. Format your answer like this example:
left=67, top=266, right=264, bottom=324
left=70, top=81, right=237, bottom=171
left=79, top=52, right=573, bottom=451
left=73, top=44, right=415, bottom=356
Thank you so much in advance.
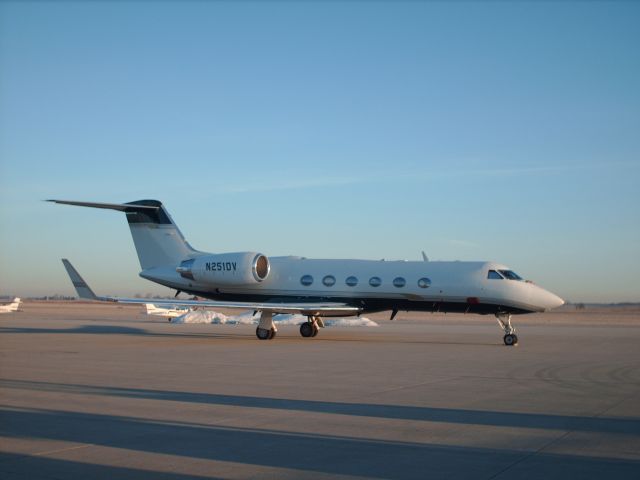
left=8, top=298, right=20, bottom=311
left=62, top=259, right=98, bottom=300
left=49, top=200, right=197, bottom=269
left=144, top=303, right=159, bottom=314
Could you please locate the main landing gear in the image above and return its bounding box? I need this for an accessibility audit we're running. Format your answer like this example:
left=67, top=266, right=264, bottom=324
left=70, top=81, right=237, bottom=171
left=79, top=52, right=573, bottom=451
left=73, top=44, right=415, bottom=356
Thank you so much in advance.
left=255, top=312, right=326, bottom=340
left=496, top=313, right=518, bottom=346
left=256, top=311, right=277, bottom=340
left=300, top=316, right=324, bottom=338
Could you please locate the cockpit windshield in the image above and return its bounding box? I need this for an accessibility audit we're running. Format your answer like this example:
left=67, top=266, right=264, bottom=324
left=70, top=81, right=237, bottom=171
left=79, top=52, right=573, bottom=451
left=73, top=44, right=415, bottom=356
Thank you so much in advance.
left=499, top=270, right=523, bottom=281
left=487, top=269, right=524, bottom=281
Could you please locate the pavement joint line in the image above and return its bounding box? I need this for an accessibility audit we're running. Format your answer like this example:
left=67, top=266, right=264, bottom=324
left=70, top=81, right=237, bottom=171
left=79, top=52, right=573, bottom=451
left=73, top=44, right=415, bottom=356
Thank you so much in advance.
left=367, top=377, right=453, bottom=396
left=33, top=443, right=94, bottom=457
left=484, top=430, right=573, bottom=480
left=591, top=390, right=640, bottom=419
left=484, top=390, right=640, bottom=480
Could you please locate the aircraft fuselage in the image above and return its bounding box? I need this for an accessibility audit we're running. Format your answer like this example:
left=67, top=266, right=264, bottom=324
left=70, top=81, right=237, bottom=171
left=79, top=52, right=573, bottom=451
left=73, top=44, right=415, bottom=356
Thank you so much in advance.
left=140, top=256, right=563, bottom=316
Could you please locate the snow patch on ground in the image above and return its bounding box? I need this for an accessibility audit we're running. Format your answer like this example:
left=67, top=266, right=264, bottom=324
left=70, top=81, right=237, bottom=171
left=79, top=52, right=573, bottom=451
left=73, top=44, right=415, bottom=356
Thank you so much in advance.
left=171, top=310, right=378, bottom=327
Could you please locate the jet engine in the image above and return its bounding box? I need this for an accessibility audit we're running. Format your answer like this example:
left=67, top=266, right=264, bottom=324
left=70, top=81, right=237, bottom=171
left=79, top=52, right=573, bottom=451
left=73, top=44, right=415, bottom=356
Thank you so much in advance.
left=177, top=252, right=270, bottom=286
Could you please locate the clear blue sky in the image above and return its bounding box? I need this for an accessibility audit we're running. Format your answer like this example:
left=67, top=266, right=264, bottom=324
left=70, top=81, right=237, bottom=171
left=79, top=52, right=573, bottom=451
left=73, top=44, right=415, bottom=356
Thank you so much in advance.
left=1, top=1, right=638, bottom=302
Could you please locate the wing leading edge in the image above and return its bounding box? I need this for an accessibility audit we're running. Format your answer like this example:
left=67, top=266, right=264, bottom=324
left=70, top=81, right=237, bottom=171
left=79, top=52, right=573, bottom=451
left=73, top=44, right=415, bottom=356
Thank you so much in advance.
left=61, top=259, right=361, bottom=317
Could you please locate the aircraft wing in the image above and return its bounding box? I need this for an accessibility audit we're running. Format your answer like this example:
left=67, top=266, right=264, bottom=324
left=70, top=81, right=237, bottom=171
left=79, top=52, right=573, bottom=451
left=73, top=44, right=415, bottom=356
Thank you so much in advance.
left=62, top=259, right=361, bottom=316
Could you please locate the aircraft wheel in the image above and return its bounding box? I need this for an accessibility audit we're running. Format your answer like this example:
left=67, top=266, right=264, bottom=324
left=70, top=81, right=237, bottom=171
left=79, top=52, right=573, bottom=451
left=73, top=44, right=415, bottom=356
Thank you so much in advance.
left=300, top=322, right=314, bottom=338
left=256, top=327, right=273, bottom=340
left=311, top=325, right=319, bottom=337
left=503, top=334, right=518, bottom=346
left=269, top=328, right=277, bottom=340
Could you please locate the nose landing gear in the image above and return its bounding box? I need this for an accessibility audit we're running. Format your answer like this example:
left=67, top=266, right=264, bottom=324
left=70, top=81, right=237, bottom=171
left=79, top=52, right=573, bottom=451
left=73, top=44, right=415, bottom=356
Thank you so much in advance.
left=496, top=313, right=518, bottom=346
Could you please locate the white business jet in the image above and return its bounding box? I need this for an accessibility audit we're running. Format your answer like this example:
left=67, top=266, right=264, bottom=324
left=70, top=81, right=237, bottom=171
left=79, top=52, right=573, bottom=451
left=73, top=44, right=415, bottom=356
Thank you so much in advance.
left=50, top=199, right=564, bottom=345
left=0, top=298, right=21, bottom=313
left=144, top=303, right=191, bottom=320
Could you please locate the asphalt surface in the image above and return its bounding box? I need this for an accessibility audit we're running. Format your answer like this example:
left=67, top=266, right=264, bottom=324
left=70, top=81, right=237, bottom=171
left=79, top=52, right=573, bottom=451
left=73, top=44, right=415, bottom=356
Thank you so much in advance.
left=1, top=302, right=639, bottom=479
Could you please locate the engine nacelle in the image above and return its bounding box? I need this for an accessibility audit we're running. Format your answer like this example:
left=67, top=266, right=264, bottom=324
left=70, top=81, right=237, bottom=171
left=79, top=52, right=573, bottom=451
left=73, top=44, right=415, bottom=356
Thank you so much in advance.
left=177, top=252, right=270, bottom=286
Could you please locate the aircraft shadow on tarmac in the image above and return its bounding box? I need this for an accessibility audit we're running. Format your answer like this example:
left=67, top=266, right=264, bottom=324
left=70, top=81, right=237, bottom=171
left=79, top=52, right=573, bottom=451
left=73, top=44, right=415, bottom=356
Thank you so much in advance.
left=0, top=453, right=222, bottom=480
left=0, top=324, right=248, bottom=340
left=1, top=402, right=639, bottom=479
left=0, top=324, right=500, bottom=346
left=2, top=379, right=639, bottom=436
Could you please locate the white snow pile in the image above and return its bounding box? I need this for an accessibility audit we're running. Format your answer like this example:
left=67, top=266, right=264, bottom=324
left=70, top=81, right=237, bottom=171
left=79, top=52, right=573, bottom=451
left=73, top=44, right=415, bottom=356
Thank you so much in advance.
left=171, top=309, right=378, bottom=327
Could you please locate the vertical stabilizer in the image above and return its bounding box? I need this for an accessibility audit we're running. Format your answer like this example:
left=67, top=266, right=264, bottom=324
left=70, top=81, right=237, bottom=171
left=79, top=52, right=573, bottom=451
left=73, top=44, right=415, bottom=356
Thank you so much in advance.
left=11, top=298, right=20, bottom=310
left=2, top=298, right=21, bottom=312
left=123, top=200, right=196, bottom=269
left=49, top=200, right=197, bottom=269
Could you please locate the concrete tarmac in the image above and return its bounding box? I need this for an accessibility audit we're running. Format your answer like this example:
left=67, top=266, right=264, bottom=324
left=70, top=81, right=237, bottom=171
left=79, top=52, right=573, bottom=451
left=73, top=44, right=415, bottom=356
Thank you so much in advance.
left=1, top=302, right=639, bottom=479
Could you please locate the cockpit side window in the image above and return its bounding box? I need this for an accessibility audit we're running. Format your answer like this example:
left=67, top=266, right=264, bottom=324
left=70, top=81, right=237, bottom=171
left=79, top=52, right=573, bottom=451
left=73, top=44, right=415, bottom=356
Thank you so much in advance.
left=487, top=270, right=503, bottom=280
left=499, top=270, right=523, bottom=281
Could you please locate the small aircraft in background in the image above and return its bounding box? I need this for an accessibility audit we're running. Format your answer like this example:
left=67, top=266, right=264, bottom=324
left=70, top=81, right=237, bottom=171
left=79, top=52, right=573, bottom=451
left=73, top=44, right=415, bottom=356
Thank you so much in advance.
left=51, top=199, right=564, bottom=345
left=144, top=303, right=191, bottom=320
left=0, top=298, right=21, bottom=314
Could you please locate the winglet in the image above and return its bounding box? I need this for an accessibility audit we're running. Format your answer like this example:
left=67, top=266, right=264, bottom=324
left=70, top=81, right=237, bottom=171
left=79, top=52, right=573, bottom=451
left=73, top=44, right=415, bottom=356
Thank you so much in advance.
left=421, top=251, right=429, bottom=262
left=61, top=259, right=98, bottom=300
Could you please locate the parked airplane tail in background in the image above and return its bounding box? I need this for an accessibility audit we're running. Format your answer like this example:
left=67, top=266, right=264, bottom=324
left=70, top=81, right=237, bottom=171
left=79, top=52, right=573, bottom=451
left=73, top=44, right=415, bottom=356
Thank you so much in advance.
left=0, top=297, right=21, bottom=313
left=49, top=200, right=197, bottom=270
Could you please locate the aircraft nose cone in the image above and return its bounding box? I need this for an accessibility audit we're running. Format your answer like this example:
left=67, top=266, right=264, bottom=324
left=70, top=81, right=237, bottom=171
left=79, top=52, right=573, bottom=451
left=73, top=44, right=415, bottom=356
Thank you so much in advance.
left=529, top=284, right=564, bottom=311
left=544, top=290, right=565, bottom=311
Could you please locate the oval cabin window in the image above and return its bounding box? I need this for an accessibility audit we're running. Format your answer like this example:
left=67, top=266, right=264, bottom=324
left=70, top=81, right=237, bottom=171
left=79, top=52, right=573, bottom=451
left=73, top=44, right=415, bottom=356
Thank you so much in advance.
left=323, top=275, right=336, bottom=287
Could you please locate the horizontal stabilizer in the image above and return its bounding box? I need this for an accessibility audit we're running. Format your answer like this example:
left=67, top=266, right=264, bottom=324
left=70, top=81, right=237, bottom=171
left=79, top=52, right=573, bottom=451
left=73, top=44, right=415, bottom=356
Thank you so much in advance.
left=47, top=200, right=158, bottom=212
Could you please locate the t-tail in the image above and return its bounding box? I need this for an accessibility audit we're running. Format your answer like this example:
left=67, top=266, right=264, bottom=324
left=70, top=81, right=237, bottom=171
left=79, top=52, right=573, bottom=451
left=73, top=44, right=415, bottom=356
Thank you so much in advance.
left=49, top=200, right=197, bottom=270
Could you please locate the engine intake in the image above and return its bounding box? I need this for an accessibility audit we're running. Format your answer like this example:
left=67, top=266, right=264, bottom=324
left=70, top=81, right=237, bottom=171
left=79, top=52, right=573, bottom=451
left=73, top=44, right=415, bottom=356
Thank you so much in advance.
left=252, top=253, right=270, bottom=281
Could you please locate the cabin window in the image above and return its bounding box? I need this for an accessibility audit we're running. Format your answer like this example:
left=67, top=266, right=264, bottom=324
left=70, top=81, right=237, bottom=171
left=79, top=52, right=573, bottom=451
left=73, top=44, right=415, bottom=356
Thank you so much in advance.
left=499, top=270, right=523, bottom=281
left=417, top=277, right=431, bottom=288
left=323, top=275, right=336, bottom=287
left=393, top=277, right=406, bottom=288
left=345, top=276, right=358, bottom=287
left=487, top=270, right=503, bottom=280
left=369, top=276, right=382, bottom=287
left=300, top=275, right=314, bottom=286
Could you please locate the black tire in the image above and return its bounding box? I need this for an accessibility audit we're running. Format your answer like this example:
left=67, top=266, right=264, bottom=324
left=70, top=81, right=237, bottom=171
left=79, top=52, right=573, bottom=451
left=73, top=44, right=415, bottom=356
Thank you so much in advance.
left=300, top=322, right=314, bottom=338
left=269, top=328, right=277, bottom=340
left=503, top=333, right=518, bottom=346
left=256, top=327, right=271, bottom=340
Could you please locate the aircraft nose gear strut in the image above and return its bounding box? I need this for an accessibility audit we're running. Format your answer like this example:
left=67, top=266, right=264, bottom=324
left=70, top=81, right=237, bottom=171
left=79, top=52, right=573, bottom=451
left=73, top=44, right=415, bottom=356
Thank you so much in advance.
left=496, top=313, right=518, bottom=346
left=256, top=311, right=277, bottom=340
left=300, top=316, right=323, bottom=338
